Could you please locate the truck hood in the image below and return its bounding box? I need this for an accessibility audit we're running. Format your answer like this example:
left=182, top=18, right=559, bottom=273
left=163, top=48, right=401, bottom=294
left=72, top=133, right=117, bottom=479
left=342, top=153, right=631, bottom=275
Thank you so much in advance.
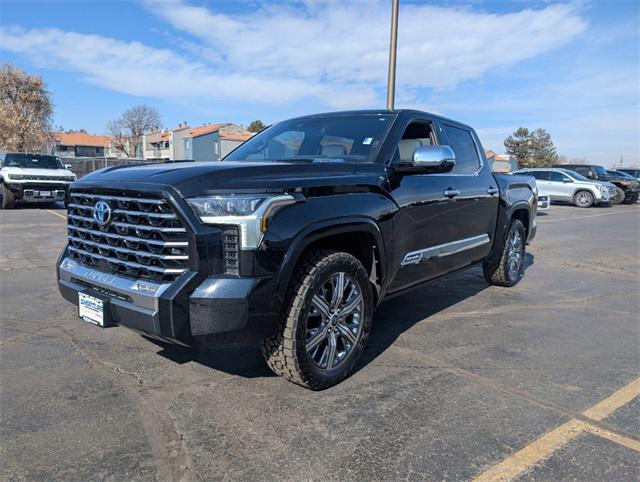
left=76, top=161, right=384, bottom=196
left=3, top=167, right=75, bottom=177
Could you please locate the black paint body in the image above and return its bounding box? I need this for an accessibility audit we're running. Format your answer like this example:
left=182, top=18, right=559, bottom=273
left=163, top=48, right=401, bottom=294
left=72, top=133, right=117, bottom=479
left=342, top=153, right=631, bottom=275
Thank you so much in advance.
left=58, top=110, right=537, bottom=342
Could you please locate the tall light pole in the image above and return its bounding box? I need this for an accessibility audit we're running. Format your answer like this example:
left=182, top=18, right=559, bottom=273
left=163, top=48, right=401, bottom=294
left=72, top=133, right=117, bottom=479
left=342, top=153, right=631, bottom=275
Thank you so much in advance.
left=386, top=0, right=399, bottom=110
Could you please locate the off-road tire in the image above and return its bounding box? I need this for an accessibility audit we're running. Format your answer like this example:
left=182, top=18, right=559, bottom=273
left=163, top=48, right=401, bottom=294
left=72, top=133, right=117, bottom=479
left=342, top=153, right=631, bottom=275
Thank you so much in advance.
left=0, top=183, right=15, bottom=209
left=483, top=219, right=526, bottom=287
left=622, top=191, right=638, bottom=205
left=611, top=187, right=625, bottom=205
left=260, top=250, right=374, bottom=390
left=573, top=190, right=594, bottom=208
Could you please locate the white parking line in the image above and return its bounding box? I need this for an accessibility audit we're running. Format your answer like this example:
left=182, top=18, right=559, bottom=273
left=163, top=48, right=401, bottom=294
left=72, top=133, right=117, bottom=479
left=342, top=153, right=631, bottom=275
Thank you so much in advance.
left=46, top=209, right=67, bottom=220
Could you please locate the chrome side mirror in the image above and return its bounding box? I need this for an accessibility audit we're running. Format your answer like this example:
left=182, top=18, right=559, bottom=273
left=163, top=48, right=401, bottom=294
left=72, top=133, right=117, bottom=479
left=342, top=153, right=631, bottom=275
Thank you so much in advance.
left=64, top=164, right=72, bottom=169
left=394, top=145, right=456, bottom=174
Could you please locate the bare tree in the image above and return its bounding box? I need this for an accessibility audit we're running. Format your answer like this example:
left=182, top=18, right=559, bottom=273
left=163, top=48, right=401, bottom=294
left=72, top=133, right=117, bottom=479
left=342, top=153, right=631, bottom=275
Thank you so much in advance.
left=0, top=63, right=54, bottom=152
left=107, top=105, right=161, bottom=158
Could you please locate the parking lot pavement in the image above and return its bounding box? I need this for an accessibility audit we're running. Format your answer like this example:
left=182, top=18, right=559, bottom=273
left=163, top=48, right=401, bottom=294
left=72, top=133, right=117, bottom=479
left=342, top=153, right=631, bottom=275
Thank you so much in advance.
left=1, top=204, right=639, bottom=480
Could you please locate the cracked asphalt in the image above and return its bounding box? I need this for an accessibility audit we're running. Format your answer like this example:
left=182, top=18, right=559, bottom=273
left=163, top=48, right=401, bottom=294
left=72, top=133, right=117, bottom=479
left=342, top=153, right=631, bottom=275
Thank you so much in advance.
left=1, top=203, right=639, bottom=481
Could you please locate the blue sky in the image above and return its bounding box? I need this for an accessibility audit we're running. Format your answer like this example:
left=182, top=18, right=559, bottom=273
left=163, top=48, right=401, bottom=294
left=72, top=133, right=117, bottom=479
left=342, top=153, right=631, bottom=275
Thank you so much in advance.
left=1, top=0, right=638, bottom=165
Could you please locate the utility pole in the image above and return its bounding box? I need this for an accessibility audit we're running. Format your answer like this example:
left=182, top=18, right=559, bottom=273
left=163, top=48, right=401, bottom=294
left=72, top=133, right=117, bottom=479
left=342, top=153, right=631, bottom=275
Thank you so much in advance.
left=386, top=0, right=399, bottom=111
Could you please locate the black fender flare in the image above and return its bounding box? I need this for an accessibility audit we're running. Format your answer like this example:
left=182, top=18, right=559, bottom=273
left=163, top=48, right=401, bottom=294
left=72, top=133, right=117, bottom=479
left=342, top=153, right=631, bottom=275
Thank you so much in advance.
left=486, top=199, right=531, bottom=267
left=272, top=217, right=387, bottom=308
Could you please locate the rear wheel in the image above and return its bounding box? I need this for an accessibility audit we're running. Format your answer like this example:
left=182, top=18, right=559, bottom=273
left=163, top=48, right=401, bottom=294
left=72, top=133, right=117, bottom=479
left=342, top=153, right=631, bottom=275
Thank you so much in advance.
left=261, top=250, right=374, bottom=390
left=483, top=219, right=526, bottom=287
left=573, top=190, right=594, bottom=208
left=0, top=184, right=15, bottom=209
left=622, top=191, right=638, bottom=205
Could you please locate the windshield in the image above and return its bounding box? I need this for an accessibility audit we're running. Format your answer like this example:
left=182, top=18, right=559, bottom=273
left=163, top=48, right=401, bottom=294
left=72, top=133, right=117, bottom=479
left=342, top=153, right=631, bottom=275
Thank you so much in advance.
left=563, top=170, right=591, bottom=182
left=3, top=153, right=63, bottom=169
left=593, top=165, right=608, bottom=176
left=610, top=170, right=634, bottom=179
left=620, top=169, right=639, bottom=177
left=225, top=114, right=394, bottom=163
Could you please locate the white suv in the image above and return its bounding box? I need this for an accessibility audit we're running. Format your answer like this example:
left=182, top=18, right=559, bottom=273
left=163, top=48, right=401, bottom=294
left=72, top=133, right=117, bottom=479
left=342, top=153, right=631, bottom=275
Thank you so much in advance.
left=0, top=153, right=76, bottom=209
left=515, top=168, right=617, bottom=208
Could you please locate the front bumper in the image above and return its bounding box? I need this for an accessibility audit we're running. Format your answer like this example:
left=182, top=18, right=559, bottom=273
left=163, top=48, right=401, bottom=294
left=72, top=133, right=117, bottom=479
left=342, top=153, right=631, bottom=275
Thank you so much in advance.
left=6, top=182, right=69, bottom=202
left=537, top=196, right=550, bottom=211
left=57, top=255, right=279, bottom=343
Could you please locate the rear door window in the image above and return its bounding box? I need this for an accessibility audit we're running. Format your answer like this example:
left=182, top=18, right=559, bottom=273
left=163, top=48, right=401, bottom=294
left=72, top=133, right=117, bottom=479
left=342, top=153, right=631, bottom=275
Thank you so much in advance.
left=549, top=171, right=569, bottom=182
left=441, top=124, right=481, bottom=174
left=531, top=171, right=550, bottom=181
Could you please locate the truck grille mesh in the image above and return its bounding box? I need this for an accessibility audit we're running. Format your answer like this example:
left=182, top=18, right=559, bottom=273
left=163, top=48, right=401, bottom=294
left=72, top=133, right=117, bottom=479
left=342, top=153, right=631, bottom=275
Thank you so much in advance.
left=66, top=190, right=189, bottom=283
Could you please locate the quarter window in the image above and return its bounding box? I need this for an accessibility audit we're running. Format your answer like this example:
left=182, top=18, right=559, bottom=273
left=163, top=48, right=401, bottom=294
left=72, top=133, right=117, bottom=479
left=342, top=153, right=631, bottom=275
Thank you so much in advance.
left=441, top=124, right=481, bottom=174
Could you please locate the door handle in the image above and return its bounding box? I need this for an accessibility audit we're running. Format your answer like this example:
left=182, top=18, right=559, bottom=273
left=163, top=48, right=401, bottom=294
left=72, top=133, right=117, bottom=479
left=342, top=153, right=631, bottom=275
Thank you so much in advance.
left=487, top=187, right=499, bottom=195
left=443, top=188, right=460, bottom=198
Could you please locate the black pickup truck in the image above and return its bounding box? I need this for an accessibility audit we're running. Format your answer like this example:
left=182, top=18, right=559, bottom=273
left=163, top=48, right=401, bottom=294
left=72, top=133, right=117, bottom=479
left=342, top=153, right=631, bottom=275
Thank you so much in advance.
left=57, top=110, right=537, bottom=389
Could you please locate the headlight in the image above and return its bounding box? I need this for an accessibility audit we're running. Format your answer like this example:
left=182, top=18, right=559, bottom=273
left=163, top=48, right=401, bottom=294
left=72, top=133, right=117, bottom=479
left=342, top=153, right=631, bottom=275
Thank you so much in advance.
left=63, top=175, right=76, bottom=181
left=187, top=194, right=296, bottom=249
left=599, top=185, right=608, bottom=193
left=8, top=174, right=25, bottom=180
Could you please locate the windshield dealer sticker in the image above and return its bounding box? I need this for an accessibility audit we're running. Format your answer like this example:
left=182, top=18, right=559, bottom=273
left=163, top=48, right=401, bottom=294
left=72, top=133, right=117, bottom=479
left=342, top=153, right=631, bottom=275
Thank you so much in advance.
left=363, top=137, right=373, bottom=145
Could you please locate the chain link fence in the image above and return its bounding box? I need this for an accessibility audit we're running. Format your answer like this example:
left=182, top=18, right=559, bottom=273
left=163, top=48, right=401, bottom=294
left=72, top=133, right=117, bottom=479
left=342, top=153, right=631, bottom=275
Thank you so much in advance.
left=60, top=157, right=167, bottom=179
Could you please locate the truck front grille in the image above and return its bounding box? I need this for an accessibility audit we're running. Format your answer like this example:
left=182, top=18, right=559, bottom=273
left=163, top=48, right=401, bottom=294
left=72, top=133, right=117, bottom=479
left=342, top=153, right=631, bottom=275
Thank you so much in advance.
left=66, top=190, right=190, bottom=283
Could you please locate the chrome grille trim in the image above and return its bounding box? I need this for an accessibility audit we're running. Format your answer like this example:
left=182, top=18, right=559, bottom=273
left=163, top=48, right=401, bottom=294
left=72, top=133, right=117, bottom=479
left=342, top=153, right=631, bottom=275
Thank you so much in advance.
left=68, top=225, right=187, bottom=247
left=113, top=209, right=177, bottom=219
left=70, top=193, right=165, bottom=204
left=67, top=190, right=190, bottom=282
left=68, top=214, right=186, bottom=233
left=68, top=203, right=178, bottom=219
left=68, top=236, right=188, bottom=260
left=68, top=246, right=187, bottom=275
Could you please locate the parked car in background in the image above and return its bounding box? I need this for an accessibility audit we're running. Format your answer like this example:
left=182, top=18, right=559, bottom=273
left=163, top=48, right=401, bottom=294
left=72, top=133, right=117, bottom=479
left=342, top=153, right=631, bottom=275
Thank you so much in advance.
left=615, top=168, right=640, bottom=181
left=537, top=191, right=550, bottom=211
left=0, top=153, right=76, bottom=209
left=515, top=168, right=616, bottom=208
left=555, top=163, right=639, bottom=205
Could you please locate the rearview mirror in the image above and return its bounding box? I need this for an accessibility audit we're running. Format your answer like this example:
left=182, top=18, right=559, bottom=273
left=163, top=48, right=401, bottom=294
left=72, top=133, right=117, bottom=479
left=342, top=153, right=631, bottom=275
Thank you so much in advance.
left=394, top=145, right=456, bottom=174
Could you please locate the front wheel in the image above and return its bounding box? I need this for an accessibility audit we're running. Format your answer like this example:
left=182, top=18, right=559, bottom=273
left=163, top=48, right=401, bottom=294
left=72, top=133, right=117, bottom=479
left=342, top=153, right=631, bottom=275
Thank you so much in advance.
left=261, top=250, right=374, bottom=390
left=573, top=190, right=594, bottom=208
left=611, top=187, right=625, bottom=205
left=483, top=219, right=526, bottom=287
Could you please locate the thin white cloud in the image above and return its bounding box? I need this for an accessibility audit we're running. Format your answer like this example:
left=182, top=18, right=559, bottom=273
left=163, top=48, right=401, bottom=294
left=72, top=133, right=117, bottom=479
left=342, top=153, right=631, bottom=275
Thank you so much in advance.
left=0, top=1, right=586, bottom=108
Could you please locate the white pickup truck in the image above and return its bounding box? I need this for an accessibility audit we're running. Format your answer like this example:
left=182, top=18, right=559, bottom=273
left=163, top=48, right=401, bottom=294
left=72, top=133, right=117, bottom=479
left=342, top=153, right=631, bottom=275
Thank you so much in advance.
left=0, top=153, right=76, bottom=209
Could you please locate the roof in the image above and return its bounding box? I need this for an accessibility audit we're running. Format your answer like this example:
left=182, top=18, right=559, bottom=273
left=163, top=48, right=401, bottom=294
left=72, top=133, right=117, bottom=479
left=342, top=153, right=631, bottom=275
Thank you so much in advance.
left=515, top=167, right=575, bottom=173
left=55, top=132, right=109, bottom=147
left=187, top=124, right=225, bottom=138
left=293, top=109, right=474, bottom=129
left=220, top=132, right=253, bottom=141
left=484, top=149, right=497, bottom=160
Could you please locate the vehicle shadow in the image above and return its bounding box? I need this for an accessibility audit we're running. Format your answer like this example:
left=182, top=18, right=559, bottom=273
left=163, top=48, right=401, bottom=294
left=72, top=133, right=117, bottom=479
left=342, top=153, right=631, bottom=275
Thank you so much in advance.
left=359, top=252, right=535, bottom=373
left=145, top=331, right=276, bottom=378
left=147, top=254, right=535, bottom=380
